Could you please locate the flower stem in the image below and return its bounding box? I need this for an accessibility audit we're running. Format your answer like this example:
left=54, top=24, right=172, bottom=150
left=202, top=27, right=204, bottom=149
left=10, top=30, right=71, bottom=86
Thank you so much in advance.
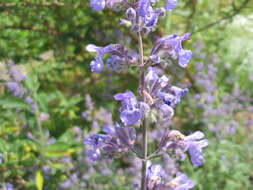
left=141, top=118, right=147, bottom=190
left=138, top=30, right=147, bottom=190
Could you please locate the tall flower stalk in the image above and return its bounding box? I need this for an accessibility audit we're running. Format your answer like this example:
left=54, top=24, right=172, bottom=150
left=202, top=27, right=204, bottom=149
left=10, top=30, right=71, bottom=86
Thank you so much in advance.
left=85, top=0, right=208, bottom=189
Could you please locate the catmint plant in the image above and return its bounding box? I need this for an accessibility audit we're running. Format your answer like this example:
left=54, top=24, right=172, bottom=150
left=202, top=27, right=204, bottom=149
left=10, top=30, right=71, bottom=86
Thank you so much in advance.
left=85, top=0, right=208, bottom=189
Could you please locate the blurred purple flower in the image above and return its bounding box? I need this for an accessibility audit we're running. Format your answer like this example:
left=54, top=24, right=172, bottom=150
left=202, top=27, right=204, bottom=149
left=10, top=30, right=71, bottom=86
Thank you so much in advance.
left=6, top=82, right=25, bottom=97
left=166, top=0, right=178, bottom=11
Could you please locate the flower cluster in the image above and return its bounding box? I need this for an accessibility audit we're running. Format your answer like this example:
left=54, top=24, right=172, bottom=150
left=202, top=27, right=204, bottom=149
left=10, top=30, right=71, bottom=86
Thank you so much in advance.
left=86, top=44, right=138, bottom=73
left=160, top=130, right=208, bottom=166
left=85, top=123, right=136, bottom=161
left=87, top=0, right=192, bottom=73
left=146, top=162, right=194, bottom=190
left=144, top=67, right=188, bottom=119
left=150, top=33, right=192, bottom=68
left=4, top=60, right=51, bottom=116
left=5, top=60, right=26, bottom=97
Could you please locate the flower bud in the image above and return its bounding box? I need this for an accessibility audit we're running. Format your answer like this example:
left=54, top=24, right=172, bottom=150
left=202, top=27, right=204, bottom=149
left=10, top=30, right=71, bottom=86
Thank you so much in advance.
left=126, top=7, right=136, bottom=20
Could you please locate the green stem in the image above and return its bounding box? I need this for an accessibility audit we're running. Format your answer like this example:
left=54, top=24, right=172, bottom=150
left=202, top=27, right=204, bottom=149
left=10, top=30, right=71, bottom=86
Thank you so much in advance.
left=138, top=30, right=147, bottom=190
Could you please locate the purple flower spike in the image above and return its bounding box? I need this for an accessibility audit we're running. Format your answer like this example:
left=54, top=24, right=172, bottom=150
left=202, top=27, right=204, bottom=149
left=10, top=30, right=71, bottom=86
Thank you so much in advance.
left=166, top=0, right=178, bottom=11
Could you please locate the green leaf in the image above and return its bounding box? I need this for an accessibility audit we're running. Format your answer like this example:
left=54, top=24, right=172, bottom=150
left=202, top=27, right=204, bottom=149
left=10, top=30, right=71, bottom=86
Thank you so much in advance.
left=35, top=170, right=44, bottom=190
left=0, top=96, right=30, bottom=110
left=44, top=142, right=77, bottom=157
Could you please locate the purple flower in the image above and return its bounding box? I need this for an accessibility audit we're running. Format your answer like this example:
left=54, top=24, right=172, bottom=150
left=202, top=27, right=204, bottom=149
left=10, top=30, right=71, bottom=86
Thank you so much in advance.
left=114, top=91, right=142, bottom=125
left=90, top=57, right=104, bottom=73
left=25, top=96, right=38, bottom=112
left=160, top=130, right=208, bottom=166
left=139, top=0, right=151, bottom=17
left=86, top=148, right=102, bottom=161
left=84, top=124, right=136, bottom=161
left=6, top=82, right=25, bottom=97
left=6, top=183, right=14, bottom=190
left=126, top=7, right=136, bottom=20
left=6, top=60, right=26, bottom=82
left=184, top=131, right=208, bottom=166
left=167, top=173, right=195, bottom=190
left=143, top=68, right=188, bottom=119
left=8, top=65, right=27, bottom=82
left=166, top=0, right=178, bottom=11
left=89, top=0, right=106, bottom=11
left=145, top=162, right=194, bottom=190
left=146, top=162, right=163, bottom=189
left=86, top=44, right=135, bottom=73
left=151, top=33, right=192, bottom=67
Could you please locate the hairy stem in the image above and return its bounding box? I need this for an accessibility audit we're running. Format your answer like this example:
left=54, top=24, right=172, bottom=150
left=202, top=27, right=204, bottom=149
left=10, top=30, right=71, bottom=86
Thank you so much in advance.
left=138, top=30, right=147, bottom=190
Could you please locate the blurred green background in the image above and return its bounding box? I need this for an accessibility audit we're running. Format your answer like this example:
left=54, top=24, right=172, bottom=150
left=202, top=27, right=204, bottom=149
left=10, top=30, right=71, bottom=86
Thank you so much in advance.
left=0, top=0, right=253, bottom=189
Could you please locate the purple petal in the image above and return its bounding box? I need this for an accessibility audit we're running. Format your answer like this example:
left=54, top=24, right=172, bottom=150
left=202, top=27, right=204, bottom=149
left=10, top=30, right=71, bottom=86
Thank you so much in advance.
left=89, top=0, right=106, bottom=11
left=166, top=0, right=178, bottom=11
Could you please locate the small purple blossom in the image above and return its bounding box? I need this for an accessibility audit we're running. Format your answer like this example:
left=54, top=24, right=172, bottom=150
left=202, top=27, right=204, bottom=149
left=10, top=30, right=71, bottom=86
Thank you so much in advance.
left=167, top=173, right=195, bottom=190
left=146, top=162, right=163, bottom=189
left=86, top=44, right=136, bottom=72
left=89, top=0, right=106, bottom=11
left=151, top=33, right=192, bottom=67
left=114, top=91, right=142, bottom=125
left=184, top=131, right=209, bottom=166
